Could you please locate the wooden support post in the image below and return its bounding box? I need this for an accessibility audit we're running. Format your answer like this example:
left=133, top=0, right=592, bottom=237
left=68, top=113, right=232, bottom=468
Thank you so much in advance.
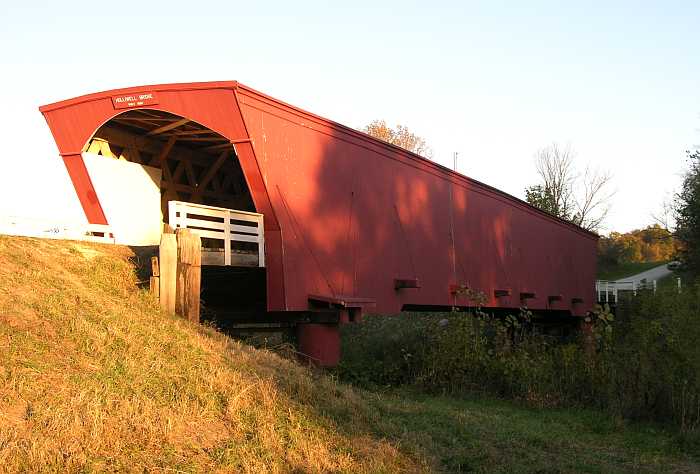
left=159, top=233, right=177, bottom=314
left=149, top=276, right=160, bottom=298
left=149, top=256, right=160, bottom=299
left=175, top=228, right=202, bottom=323
left=151, top=256, right=160, bottom=277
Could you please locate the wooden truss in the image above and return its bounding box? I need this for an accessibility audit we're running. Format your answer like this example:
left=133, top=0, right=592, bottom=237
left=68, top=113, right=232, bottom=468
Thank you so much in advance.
left=84, top=109, right=254, bottom=214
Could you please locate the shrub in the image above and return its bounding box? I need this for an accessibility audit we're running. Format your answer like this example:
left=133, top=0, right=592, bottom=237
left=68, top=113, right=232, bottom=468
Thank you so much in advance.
left=337, top=288, right=700, bottom=430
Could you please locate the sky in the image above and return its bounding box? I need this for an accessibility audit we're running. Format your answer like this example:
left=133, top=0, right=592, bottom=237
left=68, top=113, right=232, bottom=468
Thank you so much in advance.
left=0, top=0, right=698, bottom=233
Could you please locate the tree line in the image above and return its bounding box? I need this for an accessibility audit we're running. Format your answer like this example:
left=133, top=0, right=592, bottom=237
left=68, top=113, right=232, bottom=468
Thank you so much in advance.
left=598, top=225, right=676, bottom=266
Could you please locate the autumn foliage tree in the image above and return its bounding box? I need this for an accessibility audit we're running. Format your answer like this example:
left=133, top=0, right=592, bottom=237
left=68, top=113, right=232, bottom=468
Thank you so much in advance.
left=364, top=120, right=432, bottom=158
left=598, top=225, right=677, bottom=266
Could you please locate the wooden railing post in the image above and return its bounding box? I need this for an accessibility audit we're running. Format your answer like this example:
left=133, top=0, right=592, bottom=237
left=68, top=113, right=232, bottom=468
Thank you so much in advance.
left=176, top=228, right=202, bottom=323
left=258, top=214, right=265, bottom=267
left=168, top=201, right=179, bottom=229
left=224, top=209, right=231, bottom=266
left=159, top=231, right=177, bottom=314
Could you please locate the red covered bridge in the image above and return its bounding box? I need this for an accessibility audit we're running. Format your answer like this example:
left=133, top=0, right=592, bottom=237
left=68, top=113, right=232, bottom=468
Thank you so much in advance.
left=39, top=81, right=597, bottom=364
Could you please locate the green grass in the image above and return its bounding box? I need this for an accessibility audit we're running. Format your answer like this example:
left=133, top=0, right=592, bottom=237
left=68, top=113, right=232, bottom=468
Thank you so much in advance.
left=597, top=261, right=668, bottom=281
left=364, top=390, right=699, bottom=473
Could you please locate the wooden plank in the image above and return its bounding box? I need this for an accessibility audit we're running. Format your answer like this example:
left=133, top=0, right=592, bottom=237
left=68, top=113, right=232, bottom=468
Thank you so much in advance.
left=159, top=233, right=177, bottom=314
left=185, top=228, right=227, bottom=240
left=175, top=229, right=201, bottom=323
left=201, top=251, right=259, bottom=267
left=228, top=233, right=260, bottom=243
left=147, top=118, right=190, bottom=136
left=179, top=217, right=258, bottom=235
left=174, top=227, right=259, bottom=243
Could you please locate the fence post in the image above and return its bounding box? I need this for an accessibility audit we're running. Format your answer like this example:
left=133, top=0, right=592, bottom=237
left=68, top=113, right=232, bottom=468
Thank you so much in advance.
left=159, top=232, right=177, bottom=314
left=168, top=201, right=178, bottom=229
left=258, top=214, right=265, bottom=267
left=149, top=256, right=160, bottom=298
left=176, top=228, right=202, bottom=323
left=223, top=209, right=231, bottom=266
left=605, top=281, right=609, bottom=303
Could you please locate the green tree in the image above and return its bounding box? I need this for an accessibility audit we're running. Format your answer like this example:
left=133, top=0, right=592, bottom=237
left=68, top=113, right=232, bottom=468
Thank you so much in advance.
left=524, top=184, right=567, bottom=219
left=364, top=120, right=432, bottom=158
left=675, top=150, right=700, bottom=275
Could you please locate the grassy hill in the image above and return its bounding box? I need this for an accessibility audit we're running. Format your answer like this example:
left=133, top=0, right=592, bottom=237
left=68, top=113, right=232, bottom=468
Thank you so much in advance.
left=0, top=235, right=698, bottom=472
left=0, top=236, right=417, bottom=472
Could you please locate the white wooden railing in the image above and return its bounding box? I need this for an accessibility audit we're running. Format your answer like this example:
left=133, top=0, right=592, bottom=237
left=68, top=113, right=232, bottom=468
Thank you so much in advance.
left=0, top=216, right=115, bottom=244
left=168, top=201, right=264, bottom=267
left=596, top=279, right=657, bottom=303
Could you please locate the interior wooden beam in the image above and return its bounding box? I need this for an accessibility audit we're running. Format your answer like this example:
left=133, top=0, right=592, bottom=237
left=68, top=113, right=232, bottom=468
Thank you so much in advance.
left=97, top=125, right=224, bottom=164
left=171, top=161, right=186, bottom=183
left=134, top=109, right=171, bottom=119
left=161, top=181, right=243, bottom=200
left=169, top=129, right=219, bottom=136
left=129, top=144, right=142, bottom=163
left=192, top=151, right=229, bottom=199
left=114, top=117, right=176, bottom=123
left=111, top=120, right=164, bottom=135
left=150, top=137, right=177, bottom=184
left=184, top=160, right=198, bottom=187
left=175, top=136, right=228, bottom=142
left=221, top=172, right=233, bottom=191
left=201, top=142, right=235, bottom=152
left=210, top=173, right=222, bottom=193
left=147, top=118, right=190, bottom=136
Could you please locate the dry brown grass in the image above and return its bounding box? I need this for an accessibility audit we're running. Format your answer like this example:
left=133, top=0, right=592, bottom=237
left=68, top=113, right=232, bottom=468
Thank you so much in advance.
left=0, top=236, right=422, bottom=473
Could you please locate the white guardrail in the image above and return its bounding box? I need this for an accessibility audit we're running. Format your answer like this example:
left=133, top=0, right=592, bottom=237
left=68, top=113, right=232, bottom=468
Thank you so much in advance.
left=168, top=201, right=265, bottom=267
left=595, top=279, right=658, bottom=303
left=0, top=216, right=115, bottom=244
